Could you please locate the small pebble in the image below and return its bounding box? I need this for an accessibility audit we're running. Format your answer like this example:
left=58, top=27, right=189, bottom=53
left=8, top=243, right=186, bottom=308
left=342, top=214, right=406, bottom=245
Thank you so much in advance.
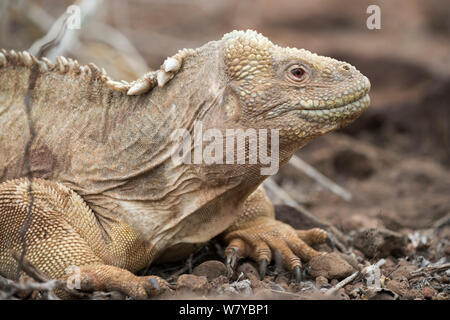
left=330, top=279, right=339, bottom=286
left=192, top=260, right=227, bottom=281
left=315, top=276, right=329, bottom=287
left=177, top=274, right=211, bottom=295
left=421, top=287, right=435, bottom=299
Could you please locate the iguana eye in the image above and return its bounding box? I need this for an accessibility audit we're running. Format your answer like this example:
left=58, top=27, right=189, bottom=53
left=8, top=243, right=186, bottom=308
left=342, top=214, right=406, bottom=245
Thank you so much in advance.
left=290, top=67, right=305, bottom=80
left=286, top=65, right=308, bottom=83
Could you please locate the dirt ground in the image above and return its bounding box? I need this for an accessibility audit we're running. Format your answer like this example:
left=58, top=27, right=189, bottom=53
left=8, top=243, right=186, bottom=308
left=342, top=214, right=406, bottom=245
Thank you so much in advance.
left=0, top=0, right=449, bottom=300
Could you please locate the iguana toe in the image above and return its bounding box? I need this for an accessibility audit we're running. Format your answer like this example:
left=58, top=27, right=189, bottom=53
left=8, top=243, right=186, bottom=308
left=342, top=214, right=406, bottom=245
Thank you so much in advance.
left=140, top=276, right=174, bottom=298
left=222, top=217, right=323, bottom=281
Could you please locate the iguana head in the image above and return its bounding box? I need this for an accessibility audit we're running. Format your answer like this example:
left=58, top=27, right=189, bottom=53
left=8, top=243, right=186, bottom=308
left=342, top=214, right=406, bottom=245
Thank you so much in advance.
left=220, top=30, right=370, bottom=146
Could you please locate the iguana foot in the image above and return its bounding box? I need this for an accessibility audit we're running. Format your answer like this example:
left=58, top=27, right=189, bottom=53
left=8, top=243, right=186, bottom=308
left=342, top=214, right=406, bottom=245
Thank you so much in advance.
left=223, top=217, right=329, bottom=281
left=62, top=264, right=173, bottom=299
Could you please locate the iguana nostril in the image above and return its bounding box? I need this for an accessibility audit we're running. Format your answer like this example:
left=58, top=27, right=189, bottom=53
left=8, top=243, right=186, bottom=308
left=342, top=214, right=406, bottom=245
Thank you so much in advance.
left=341, top=64, right=350, bottom=71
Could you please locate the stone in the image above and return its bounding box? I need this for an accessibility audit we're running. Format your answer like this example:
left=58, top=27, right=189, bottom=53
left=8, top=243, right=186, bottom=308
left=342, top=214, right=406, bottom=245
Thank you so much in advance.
left=237, top=262, right=259, bottom=278
left=337, top=288, right=350, bottom=300
left=353, top=228, right=407, bottom=258
left=391, top=265, right=417, bottom=280
left=210, top=275, right=229, bottom=289
left=385, top=279, right=409, bottom=297
left=315, top=276, right=329, bottom=287
left=421, top=287, right=436, bottom=299
left=192, top=260, right=228, bottom=281
left=176, top=274, right=211, bottom=295
left=308, top=252, right=355, bottom=279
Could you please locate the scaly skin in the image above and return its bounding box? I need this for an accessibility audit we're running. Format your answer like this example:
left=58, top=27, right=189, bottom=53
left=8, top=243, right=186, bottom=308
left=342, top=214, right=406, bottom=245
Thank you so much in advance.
left=0, top=30, right=370, bottom=298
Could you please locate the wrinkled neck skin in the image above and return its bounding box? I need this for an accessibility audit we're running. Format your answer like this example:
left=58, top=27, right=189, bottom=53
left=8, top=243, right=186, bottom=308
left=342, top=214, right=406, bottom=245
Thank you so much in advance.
left=77, top=41, right=240, bottom=254
left=65, top=41, right=258, bottom=254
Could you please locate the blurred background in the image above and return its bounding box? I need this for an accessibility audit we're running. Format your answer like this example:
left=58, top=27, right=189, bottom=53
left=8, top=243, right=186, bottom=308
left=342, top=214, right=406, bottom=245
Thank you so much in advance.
left=0, top=0, right=449, bottom=280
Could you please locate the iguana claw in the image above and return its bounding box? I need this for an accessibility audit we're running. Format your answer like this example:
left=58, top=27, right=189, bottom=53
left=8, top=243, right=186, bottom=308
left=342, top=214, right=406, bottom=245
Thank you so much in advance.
left=294, top=265, right=302, bottom=282
left=258, top=258, right=268, bottom=280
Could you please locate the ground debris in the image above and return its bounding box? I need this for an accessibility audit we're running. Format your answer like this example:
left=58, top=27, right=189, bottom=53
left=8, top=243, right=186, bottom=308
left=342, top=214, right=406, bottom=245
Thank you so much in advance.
left=352, top=228, right=407, bottom=258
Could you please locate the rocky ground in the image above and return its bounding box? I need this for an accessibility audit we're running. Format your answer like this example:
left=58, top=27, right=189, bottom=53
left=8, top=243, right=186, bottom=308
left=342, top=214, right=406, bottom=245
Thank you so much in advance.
left=0, top=0, right=449, bottom=300
left=142, top=207, right=449, bottom=300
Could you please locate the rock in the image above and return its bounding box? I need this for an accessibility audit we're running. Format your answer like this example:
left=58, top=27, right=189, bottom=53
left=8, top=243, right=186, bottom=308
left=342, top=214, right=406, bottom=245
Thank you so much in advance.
left=246, top=273, right=264, bottom=289
left=391, top=265, right=417, bottom=280
left=346, top=282, right=365, bottom=298
left=330, top=279, right=339, bottom=286
left=237, top=262, right=259, bottom=278
left=308, top=253, right=355, bottom=279
left=385, top=279, right=409, bottom=297
left=176, top=274, right=211, bottom=295
left=353, top=228, right=407, bottom=258
left=421, top=287, right=436, bottom=299
left=315, top=276, right=329, bottom=287
left=210, top=275, right=229, bottom=289
left=408, top=289, right=423, bottom=300
left=192, top=260, right=228, bottom=281
left=337, top=288, right=350, bottom=300
left=337, top=252, right=360, bottom=270
left=380, top=258, right=396, bottom=275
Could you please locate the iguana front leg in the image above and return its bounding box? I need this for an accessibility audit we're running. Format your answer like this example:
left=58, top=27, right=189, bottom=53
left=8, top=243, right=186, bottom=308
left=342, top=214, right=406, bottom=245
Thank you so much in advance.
left=0, top=179, right=171, bottom=299
left=221, top=186, right=331, bottom=281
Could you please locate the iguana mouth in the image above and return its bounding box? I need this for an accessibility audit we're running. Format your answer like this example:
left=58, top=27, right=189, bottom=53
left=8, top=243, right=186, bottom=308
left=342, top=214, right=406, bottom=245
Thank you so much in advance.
left=296, top=93, right=370, bottom=122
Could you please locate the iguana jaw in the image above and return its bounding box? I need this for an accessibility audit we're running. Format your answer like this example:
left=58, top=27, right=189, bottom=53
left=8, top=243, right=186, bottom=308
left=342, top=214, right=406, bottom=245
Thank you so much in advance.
left=290, top=92, right=370, bottom=124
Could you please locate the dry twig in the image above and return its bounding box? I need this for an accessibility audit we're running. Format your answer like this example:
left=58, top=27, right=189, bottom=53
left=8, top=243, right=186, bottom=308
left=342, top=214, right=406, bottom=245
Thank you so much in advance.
left=288, top=155, right=352, bottom=201
left=325, top=271, right=359, bottom=296
left=410, top=262, right=450, bottom=277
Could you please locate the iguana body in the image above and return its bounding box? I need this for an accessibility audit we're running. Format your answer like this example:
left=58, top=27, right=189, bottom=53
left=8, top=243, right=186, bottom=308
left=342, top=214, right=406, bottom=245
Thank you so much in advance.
left=0, top=30, right=370, bottom=298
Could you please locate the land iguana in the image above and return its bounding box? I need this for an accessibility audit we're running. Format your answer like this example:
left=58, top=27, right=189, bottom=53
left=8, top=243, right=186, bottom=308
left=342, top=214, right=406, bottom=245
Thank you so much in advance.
left=0, top=30, right=370, bottom=298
